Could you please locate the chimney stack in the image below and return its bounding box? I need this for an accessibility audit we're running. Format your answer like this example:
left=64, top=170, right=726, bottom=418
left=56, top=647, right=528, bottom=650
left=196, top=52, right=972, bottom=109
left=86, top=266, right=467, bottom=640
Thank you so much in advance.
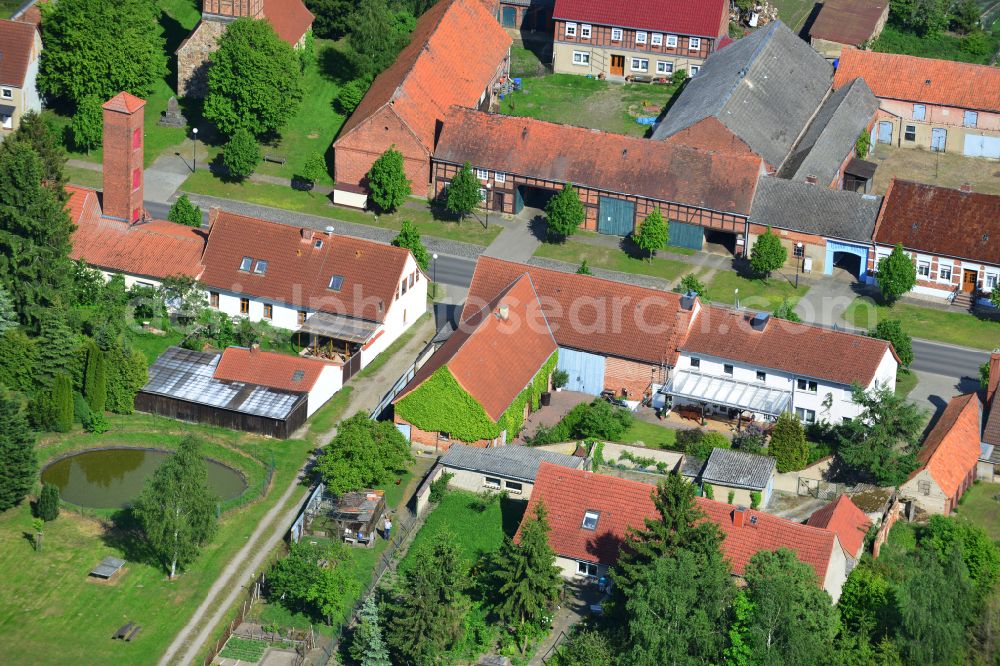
left=733, top=507, right=746, bottom=528
left=102, top=92, right=146, bottom=223
left=960, top=182, right=973, bottom=193
left=988, top=349, right=1000, bottom=408
left=498, top=304, right=510, bottom=321
left=805, top=175, right=818, bottom=185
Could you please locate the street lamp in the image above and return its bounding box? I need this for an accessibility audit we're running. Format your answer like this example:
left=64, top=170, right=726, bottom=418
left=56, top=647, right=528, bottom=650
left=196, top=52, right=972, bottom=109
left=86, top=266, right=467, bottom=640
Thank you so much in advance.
left=734, top=288, right=740, bottom=310
left=795, top=242, right=804, bottom=288
left=432, top=253, right=439, bottom=299
left=191, top=127, right=199, bottom=173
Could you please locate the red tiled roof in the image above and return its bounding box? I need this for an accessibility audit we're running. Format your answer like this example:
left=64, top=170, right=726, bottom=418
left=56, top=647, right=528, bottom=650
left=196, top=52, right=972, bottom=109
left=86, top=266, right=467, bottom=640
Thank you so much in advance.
left=199, top=211, right=412, bottom=323
left=681, top=305, right=895, bottom=386
left=464, top=257, right=695, bottom=366
left=435, top=107, right=761, bottom=216
left=66, top=185, right=207, bottom=279
left=335, top=0, right=511, bottom=152
left=913, top=393, right=982, bottom=498
left=873, top=179, right=1000, bottom=264
left=806, top=494, right=871, bottom=558
left=833, top=48, right=1000, bottom=113
left=986, top=353, right=1000, bottom=448
left=102, top=92, right=146, bottom=114
left=0, top=19, right=37, bottom=88
left=553, top=0, right=728, bottom=38
left=661, top=116, right=756, bottom=156
left=214, top=346, right=327, bottom=392
left=520, top=463, right=836, bottom=581
left=396, top=274, right=557, bottom=420
left=810, top=0, right=888, bottom=46
left=263, top=0, right=314, bottom=45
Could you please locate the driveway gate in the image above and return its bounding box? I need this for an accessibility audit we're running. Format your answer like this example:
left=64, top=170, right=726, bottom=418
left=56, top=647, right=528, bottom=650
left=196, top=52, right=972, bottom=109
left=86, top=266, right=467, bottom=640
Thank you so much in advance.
left=598, top=196, right=635, bottom=236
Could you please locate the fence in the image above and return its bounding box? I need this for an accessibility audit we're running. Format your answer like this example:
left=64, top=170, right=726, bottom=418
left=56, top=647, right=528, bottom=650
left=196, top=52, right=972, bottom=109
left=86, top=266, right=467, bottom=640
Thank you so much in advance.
left=218, top=452, right=276, bottom=515
left=201, top=574, right=264, bottom=666
left=289, top=482, right=326, bottom=544
left=370, top=340, right=436, bottom=420
left=797, top=477, right=846, bottom=501
left=872, top=492, right=901, bottom=559
left=540, top=630, right=571, bottom=663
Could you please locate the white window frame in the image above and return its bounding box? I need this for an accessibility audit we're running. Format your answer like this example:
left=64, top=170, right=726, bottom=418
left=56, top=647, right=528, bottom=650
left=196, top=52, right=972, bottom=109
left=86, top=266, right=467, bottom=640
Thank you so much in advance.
left=0, top=88, right=12, bottom=99
left=564, top=22, right=577, bottom=38
left=504, top=480, right=523, bottom=494
left=572, top=51, right=590, bottom=66
left=484, top=476, right=502, bottom=489
left=582, top=510, right=600, bottom=530
left=494, top=172, right=506, bottom=183
left=656, top=61, right=673, bottom=75
left=797, top=378, right=818, bottom=393
left=917, top=260, right=930, bottom=278
left=986, top=272, right=999, bottom=290
left=577, top=561, right=599, bottom=577
left=938, top=262, right=953, bottom=283
left=611, top=28, right=623, bottom=41
left=0, top=113, right=11, bottom=130
left=904, top=124, right=917, bottom=142
left=666, top=34, right=678, bottom=47
left=478, top=187, right=487, bottom=201
left=795, top=407, right=817, bottom=424
left=651, top=33, right=663, bottom=46
left=580, top=24, right=591, bottom=38
left=239, top=256, right=253, bottom=272
left=690, top=65, right=701, bottom=76
left=964, top=111, right=978, bottom=128
left=475, top=167, right=489, bottom=180
left=689, top=37, right=701, bottom=51
left=630, top=58, right=649, bottom=72
left=912, top=104, right=926, bottom=121
left=636, top=31, right=647, bottom=44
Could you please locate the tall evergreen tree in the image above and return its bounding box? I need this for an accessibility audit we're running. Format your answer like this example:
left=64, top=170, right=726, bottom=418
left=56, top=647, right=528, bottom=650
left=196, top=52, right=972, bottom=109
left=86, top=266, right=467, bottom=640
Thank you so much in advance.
left=0, top=144, right=76, bottom=329
left=83, top=339, right=107, bottom=413
left=0, top=286, right=16, bottom=334
left=37, top=482, right=61, bottom=522
left=351, top=596, right=391, bottom=666
left=0, top=394, right=37, bottom=511
left=837, top=385, right=923, bottom=486
left=489, top=503, right=562, bottom=654
left=1, top=111, right=68, bottom=199
left=51, top=374, right=74, bottom=433
left=33, top=309, right=78, bottom=389
left=387, top=530, right=469, bottom=665
left=768, top=412, right=809, bottom=473
left=105, top=343, right=148, bottom=414
left=132, top=436, right=219, bottom=578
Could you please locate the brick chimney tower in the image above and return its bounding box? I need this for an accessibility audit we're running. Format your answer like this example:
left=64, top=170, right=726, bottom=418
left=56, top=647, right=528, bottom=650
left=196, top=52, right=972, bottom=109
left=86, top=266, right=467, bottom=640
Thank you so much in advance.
left=102, top=92, right=146, bottom=223
left=203, top=0, right=264, bottom=19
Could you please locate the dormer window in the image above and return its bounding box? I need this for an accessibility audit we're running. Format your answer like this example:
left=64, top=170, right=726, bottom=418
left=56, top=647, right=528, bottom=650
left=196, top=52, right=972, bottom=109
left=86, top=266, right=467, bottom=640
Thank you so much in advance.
left=253, top=260, right=268, bottom=275
left=582, top=510, right=600, bottom=530
left=239, top=256, right=253, bottom=272
left=328, top=275, right=344, bottom=291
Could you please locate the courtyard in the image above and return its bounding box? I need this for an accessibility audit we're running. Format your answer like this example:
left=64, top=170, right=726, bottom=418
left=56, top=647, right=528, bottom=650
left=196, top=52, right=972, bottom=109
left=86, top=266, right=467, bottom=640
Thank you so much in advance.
left=869, top=144, right=1000, bottom=196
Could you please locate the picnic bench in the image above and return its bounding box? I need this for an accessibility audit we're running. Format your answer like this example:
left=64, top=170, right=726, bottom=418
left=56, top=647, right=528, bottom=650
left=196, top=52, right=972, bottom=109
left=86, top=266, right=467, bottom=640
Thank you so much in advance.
left=112, top=622, right=142, bottom=641
left=90, top=556, right=125, bottom=580
left=263, top=154, right=287, bottom=165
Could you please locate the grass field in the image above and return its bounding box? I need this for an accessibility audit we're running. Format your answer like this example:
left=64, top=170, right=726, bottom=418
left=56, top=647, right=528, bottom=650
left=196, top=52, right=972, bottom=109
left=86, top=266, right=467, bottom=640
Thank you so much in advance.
left=65, top=165, right=105, bottom=189
left=0, top=413, right=314, bottom=665
left=704, top=271, right=809, bottom=313
left=1, top=0, right=21, bottom=18
left=181, top=172, right=502, bottom=246
left=500, top=73, right=683, bottom=137
left=621, top=419, right=679, bottom=449
left=770, top=0, right=816, bottom=32
left=843, top=297, right=1000, bottom=350
left=896, top=369, right=919, bottom=400
left=870, top=144, right=1000, bottom=197
left=533, top=240, right=693, bottom=284
left=955, top=481, right=1000, bottom=542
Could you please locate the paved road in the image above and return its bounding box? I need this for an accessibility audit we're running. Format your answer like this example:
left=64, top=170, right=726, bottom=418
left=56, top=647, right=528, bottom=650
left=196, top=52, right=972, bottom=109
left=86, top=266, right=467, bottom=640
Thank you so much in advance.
left=911, top=338, right=990, bottom=380
left=430, top=255, right=476, bottom=287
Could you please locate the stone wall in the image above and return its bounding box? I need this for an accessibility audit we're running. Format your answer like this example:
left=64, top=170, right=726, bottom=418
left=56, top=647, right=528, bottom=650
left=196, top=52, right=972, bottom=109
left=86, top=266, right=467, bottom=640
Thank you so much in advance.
left=177, top=20, right=226, bottom=99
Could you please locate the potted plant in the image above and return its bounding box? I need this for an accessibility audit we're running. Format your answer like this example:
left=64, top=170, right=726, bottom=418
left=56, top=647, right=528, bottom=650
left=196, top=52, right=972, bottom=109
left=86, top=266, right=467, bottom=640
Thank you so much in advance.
left=552, top=369, right=569, bottom=392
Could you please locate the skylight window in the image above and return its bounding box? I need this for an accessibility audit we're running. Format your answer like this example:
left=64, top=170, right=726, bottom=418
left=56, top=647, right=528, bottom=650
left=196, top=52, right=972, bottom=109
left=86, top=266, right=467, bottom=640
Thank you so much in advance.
left=314, top=239, right=324, bottom=249
left=239, top=256, right=253, bottom=272
left=328, top=275, right=344, bottom=291
left=582, top=510, right=600, bottom=530
left=291, top=370, right=305, bottom=382
left=253, top=260, right=268, bottom=275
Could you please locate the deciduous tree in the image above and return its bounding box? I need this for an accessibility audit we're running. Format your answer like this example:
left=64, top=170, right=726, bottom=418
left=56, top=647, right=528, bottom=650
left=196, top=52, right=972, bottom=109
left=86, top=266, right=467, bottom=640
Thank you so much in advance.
left=71, top=95, right=103, bottom=153
left=678, top=272, right=706, bottom=296
left=132, top=436, right=219, bottom=578
left=772, top=298, right=802, bottom=322
left=37, top=0, right=166, bottom=106
left=167, top=194, right=203, bottom=227
left=922, top=516, right=1000, bottom=596
left=306, top=0, right=360, bottom=40
left=545, top=185, right=585, bottom=241
left=895, top=550, right=972, bottom=664
left=445, top=162, right=480, bottom=221
left=868, top=319, right=913, bottom=367
left=335, top=78, right=369, bottom=114
left=837, top=385, right=923, bottom=486
left=299, top=152, right=328, bottom=191
left=222, top=128, right=261, bottom=181
left=633, top=207, right=668, bottom=262
left=392, top=220, right=430, bottom=270
left=316, top=414, right=412, bottom=494
left=768, top=412, right=809, bottom=473
left=552, top=629, right=614, bottom=666
left=749, top=226, right=787, bottom=279
left=0, top=394, right=36, bottom=511
left=347, top=0, right=415, bottom=78
left=203, top=17, right=303, bottom=136
left=876, top=244, right=916, bottom=305
left=367, top=146, right=410, bottom=213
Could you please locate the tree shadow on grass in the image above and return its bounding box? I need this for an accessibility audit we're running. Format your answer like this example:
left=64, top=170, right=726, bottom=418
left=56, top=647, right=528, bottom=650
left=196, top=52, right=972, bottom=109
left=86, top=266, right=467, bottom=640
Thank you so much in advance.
left=99, top=508, right=161, bottom=569
left=159, top=10, right=189, bottom=93
left=500, top=497, right=526, bottom=538
left=319, top=44, right=359, bottom=85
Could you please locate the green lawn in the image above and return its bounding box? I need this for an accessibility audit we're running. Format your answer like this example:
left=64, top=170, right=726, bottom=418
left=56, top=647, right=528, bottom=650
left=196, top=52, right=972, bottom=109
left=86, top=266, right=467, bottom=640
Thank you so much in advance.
left=955, top=482, right=1000, bottom=542
left=843, top=298, right=1000, bottom=350
left=500, top=73, right=683, bottom=137
left=621, top=419, right=678, bottom=449
left=181, top=172, right=502, bottom=246
left=0, top=413, right=314, bottom=665
left=896, top=369, right=919, bottom=400
left=770, top=0, right=816, bottom=32
left=703, top=271, right=808, bottom=313
left=533, top=240, right=693, bottom=283
left=65, top=165, right=105, bottom=189
left=509, top=45, right=548, bottom=78
left=130, top=329, right=185, bottom=365
left=1, top=0, right=22, bottom=18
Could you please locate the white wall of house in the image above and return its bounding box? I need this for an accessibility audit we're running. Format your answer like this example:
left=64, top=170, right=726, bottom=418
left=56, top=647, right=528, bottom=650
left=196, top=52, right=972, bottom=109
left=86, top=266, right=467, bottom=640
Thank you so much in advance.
left=306, top=364, right=344, bottom=416
left=673, top=348, right=896, bottom=425
left=899, top=468, right=949, bottom=515
left=211, top=289, right=304, bottom=330
left=555, top=555, right=608, bottom=581
left=359, top=253, right=427, bottom=366
left=823, top=536, right=849, bottom=603
left=444, top=467, right=534, bottom=498
left=873, top=244, right=1000, bottom=305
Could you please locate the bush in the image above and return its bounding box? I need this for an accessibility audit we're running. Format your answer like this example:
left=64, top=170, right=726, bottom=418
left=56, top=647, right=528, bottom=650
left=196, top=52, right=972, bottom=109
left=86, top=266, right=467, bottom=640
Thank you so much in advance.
left=551, top=369, right=569, bottom=389
left=703, top=483, right=714, bottom=499
left=727, top=490, right=735, bottom=504
left=769, top=412, right=809, bottom=473
left=84, top=412, right=110, bottom=434
left=677, top=273, right=706, bottom=296
left=429, top=471, right=454, bottom=504
left=574, top=399, right=632, bottom=441
left=37, top=483, right=60, bottom=521
left=336, top=79, right=368, bottom=114
left=222, top=128, right=261, bottom=181
left=676, top=427, right=704, bottom=453
left=732, top=425, right=766, bottom=453
left=167, top=194, right=203, bottom=227
left=750, top=491, right=761, bottom=509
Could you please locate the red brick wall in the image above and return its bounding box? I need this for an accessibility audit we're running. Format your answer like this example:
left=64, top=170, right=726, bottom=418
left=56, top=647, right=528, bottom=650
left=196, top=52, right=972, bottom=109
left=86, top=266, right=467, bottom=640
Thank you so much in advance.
left=394, top=414, right=499, bottom=452
left=205, top=0, right=263, bottom=17
left=554, top=20, right=716, bottom=58
left=604, top=357, right=663, bottom=400
left=334, top=106, right=432, bottom=195
left=102, top=99, right=145, bottom=223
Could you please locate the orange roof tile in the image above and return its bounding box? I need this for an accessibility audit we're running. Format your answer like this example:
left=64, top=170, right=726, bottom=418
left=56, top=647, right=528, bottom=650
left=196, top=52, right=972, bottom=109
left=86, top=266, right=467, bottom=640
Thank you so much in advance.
left=914, top=393, right=983, bottom=498
left=553, top=0, right=728, bottom=38
left=661, top=116, right=757, bottom=157
left=214, top=346, right=327, bottom=392
left=263, top=0, right=314, bottom=45
left=199, top=211, right=413, bottom=323
left=396, top=274, right=557, bottom=421
left=809, top=0, right=888, bottom=46
left=464, top=257, right=696, bottom=366
left=806, top=494, right=871, bottom=558
left=519, top=463, right=837, bottom=582
left=0, top=19, right=37, bottom=88
left=102, top=92, right=146, bottom=114
left=335, top=0, right=512, bottom=153
left=66, top=185, right=207, bottom=279
left=833, top=48, right=1000, bottom=113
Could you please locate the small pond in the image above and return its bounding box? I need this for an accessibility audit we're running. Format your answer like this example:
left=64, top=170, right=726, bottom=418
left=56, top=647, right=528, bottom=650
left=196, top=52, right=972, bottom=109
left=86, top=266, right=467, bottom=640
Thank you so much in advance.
left=41, top=448, right=248, bottom=509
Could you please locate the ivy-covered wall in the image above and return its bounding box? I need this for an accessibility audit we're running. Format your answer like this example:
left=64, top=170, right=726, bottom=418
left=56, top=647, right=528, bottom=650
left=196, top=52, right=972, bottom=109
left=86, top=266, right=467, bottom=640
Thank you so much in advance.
left=395, top=351, right=558, bottom=444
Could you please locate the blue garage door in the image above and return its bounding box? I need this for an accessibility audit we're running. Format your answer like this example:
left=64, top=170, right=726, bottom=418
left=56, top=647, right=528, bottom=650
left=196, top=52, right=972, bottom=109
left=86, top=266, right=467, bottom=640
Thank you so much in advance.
left=964, top=134, right=1000, bottom=159
left=557, top=347, right=606, bottom=396
left=668, top=221, right=704, bottom=250
left=598, top=196, right=635, bottom=236
left=824, top=240, right=869, bottom=279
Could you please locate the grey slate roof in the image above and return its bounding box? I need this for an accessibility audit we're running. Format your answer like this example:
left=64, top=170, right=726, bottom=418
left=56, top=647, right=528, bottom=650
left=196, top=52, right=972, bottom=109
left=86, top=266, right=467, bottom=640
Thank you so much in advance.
left=652, top=21, right=833, bottom=169
left=701, top=448, right=776, bottom=490
left=780, top=78, right=879, bottom=186
left=749, top=176, right=882, bottom=243
left=441, top=444, right=585, bottom=482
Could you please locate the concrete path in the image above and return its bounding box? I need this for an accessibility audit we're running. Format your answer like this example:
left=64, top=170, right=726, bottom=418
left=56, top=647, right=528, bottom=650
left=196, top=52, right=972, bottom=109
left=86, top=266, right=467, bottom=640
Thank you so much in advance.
left=158, top=316, right=437, bottom=665
left=792, top=268, right=857, bottom=327
left=144, top=153, right=195, bottom=204
left=482, top=211, right=542, bottom=263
